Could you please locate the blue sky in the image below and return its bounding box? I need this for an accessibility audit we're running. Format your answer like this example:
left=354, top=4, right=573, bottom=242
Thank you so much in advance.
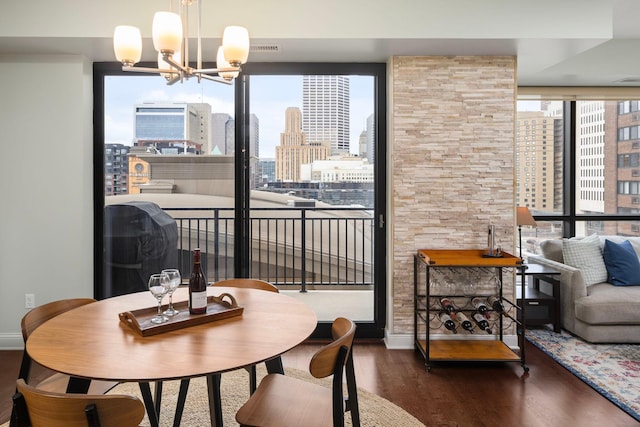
left=105, top=74, right=374, bottom=158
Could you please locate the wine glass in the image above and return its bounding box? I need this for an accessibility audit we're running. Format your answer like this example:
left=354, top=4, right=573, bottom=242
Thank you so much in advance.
left=148, top=273, right=170, bottom=324
left=161, top=268, right=181, bottom=316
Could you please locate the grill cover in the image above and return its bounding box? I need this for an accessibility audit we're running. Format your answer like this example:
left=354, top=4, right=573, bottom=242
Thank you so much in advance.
left=104, top=201, right=178, bottom=297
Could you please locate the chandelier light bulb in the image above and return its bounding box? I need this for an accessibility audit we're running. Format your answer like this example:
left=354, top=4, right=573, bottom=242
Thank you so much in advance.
left=222, top=26, right=250, bottom=67
left=152, top=11, right=183, bottom=54
left=216, top=47, right=239, bottom=81
left=113, top=26, right=142, bottom=66
left=158, top=51, right=181, bottom=80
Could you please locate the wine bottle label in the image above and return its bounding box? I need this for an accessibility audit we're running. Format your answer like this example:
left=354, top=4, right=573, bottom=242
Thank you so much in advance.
left=190, top=291, right=207, bottom=310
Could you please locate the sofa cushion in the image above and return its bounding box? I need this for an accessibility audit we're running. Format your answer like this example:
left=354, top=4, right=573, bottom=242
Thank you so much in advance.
left=603, top=239, right=640, bottom=286
left=599, top=235, right=640, bottom=259
left=575, top=283, right=640, bottom=324
left=540, top=239, right=563, bottom=263
left=562, top=234, right=608, bottom=286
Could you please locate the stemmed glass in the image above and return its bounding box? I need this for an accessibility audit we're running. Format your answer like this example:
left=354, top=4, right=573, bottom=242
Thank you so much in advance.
left=148, top=272, right=170, bottom=324
left=161, top=268, right=181, bottom=316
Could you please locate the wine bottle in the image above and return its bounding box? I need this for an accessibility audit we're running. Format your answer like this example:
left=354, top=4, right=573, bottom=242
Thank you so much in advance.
left=440, top=297, right=456, bottom=317
left=439, top=312, right=458, bottom=334
left=471, top=297, right=491, bottom=319
left=472, top=312, right=493, bottom=334
left=487, top=295, right=504, bottom=313
left=189, top=248, right=208, bottom=315
left=456, top=312, right=474, bottom=333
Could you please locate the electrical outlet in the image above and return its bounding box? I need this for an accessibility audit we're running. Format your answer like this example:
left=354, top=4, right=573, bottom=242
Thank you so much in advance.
left=25, top=294, right=35, bottom=309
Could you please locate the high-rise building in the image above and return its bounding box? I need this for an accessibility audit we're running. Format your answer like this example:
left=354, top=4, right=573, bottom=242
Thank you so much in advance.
left=134, top=102, right=211, bottom=153
left=577, top=101, right=606, bottom=215
left=515, top=111, right=559, bottom=211
left=365, top=113, right=375, bottom=164
left=302, top=75, right=350, bottom=155
left=256, top=159, right=276, bottom=186
left=358, top=130, right=367, bottom=159
left=211, top=113, right=232, bottom=154
left=276, top=107, right=330, bottom=181
left=210, top=113, right=259, bottom=157
left=105, top=143, right=129, bottom=195
left=605, top=101, right=640, bottom=235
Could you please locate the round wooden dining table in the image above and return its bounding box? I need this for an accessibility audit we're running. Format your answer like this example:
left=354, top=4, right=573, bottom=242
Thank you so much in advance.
left=26, top=286, right=317, bottom=427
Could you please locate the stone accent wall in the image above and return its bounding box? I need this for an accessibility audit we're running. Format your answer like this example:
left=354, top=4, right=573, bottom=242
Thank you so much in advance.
left=390, top=56, right=517, bottom=334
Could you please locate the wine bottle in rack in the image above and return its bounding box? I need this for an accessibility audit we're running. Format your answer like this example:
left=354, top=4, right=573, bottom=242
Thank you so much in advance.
left=487, top=295, right=504, bottom=313
left=439, top=312, right=458, bottom=334
left=472, top=312, right=493, bottom=334
left=188, top=248, right=208, bottom=315
left=456, top=312, right=474, bottom=333
left=440, top=297, right=456, bottom=317
left=471, top=297, right=491, bottom=319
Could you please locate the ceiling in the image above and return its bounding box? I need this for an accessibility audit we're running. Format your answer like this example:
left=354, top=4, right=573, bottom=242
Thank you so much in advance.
left=2, top=1, right=640, bottom=87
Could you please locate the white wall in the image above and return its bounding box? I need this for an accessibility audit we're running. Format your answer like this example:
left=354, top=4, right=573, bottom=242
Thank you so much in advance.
left=0, top=55, right=94, bottom=348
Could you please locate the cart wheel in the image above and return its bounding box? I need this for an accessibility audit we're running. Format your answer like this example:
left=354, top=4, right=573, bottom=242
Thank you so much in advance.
left=522, top=364, right=530, bottom=373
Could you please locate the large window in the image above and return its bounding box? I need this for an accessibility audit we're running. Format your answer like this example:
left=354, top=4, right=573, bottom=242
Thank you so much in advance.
left=516, top=99, right=640, bottom=256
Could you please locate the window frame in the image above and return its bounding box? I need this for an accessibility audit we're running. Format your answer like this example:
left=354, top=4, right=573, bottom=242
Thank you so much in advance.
left=521, top=100, right=640, bottom=236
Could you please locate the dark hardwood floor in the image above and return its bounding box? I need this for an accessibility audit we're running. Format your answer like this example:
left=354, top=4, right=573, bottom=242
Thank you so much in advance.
left=1, top=340, right=637, bottom=426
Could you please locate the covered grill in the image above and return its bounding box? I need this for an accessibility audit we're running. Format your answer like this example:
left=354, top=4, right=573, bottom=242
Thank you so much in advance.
left=104, top=201, right=178, bottom=297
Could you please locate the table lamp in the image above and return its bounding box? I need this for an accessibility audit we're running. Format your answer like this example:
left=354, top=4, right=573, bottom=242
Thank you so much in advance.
left=517, top=206, right=537, bottom=268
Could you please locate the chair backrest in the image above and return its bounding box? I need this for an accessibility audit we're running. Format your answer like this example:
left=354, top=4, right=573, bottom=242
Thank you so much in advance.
left=21, top=298, right=96, bottom=341
left=211, top=278, right=279, bottom=293
left=14, top=379, right=145, bottom=427
left=19, top=298, right=97, bottom=382
left=309, top=317, right=356, bottom=379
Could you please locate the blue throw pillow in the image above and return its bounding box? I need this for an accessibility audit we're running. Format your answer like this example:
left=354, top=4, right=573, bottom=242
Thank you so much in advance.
left=602, top=239, right=640, bottom=286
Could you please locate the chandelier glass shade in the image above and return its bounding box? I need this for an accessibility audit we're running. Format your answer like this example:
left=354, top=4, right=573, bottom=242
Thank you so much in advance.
left=113, top=0, right=249, bottom=85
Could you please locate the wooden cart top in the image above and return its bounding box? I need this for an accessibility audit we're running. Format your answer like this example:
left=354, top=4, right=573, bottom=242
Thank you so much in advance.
left=416, top=249, right=522, bottom=267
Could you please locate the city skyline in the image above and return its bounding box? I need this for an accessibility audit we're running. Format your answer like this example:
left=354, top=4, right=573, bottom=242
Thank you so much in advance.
left=104, top=74, right=375, bottom=158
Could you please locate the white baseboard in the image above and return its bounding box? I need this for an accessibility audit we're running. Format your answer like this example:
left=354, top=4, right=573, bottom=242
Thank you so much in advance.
left=0, top=333, right=24, bottom=350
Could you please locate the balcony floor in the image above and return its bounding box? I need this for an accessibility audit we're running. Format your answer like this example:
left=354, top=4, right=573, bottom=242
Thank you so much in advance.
left=281, top=289, right=374, bottom=322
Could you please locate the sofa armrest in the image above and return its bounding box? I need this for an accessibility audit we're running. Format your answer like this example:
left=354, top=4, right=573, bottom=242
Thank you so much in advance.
left=527, top=255, right=588, bottom=334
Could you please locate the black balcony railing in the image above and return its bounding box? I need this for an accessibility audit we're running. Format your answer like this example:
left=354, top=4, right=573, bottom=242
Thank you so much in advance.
left=164, top=207, right=374, bottom=291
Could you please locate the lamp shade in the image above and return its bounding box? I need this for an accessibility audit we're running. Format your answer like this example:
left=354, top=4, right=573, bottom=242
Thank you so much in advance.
left=113, top=26, right=142, bottom=65
left=216, top=47, right=239, bottom=80
left=152, top=11, right=183, bottom=54
left=517, top=206, right=538, bottom=227
left=222, top=26, right=250, bottom=66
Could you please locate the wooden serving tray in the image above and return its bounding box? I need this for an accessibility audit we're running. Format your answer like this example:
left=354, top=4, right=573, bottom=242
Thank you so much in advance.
left=119, top=293, right=243, bottom=337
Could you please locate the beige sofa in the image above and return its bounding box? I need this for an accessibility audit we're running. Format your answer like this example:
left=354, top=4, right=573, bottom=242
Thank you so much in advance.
left=528, top=235, right=640, bottom=343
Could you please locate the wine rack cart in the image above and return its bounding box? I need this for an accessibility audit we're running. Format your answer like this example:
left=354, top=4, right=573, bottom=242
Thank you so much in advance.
left=414, top=249, right=528, bottom=372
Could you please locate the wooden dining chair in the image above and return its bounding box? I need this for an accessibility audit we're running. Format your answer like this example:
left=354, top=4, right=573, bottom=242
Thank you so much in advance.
left=17, top=298, right=119, bottom=394
left=235, top=317, right=361, bottom=427
left=11, top=298, right=120, bottom=427
left=173, top=278, right=282, bottom=426
left=13, top=378, right=145, bottom=427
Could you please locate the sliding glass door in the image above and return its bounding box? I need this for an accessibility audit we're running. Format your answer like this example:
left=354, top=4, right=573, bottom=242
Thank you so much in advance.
left=244, top=69, right=382, bottom=334
left=94, top=62, right=386, bottom=338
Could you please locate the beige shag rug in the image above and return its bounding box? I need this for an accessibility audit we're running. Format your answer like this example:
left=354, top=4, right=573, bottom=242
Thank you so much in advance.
left=110, top=366, right=424, bottom=426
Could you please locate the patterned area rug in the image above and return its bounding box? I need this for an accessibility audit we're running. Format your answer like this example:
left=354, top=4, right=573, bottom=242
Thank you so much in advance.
left=526, top=327, right=640, bottom=422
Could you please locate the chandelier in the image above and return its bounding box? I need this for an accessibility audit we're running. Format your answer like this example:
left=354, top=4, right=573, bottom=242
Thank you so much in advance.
left=113, top=0, right=249, bottom=85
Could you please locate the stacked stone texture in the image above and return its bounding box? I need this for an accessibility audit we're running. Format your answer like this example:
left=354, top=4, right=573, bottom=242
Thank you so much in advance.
left=390, top=56, right=516, bottom=334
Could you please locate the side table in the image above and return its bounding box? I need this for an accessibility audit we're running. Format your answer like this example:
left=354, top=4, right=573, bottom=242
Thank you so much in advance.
left=517, top=263, right=562, bottom=332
